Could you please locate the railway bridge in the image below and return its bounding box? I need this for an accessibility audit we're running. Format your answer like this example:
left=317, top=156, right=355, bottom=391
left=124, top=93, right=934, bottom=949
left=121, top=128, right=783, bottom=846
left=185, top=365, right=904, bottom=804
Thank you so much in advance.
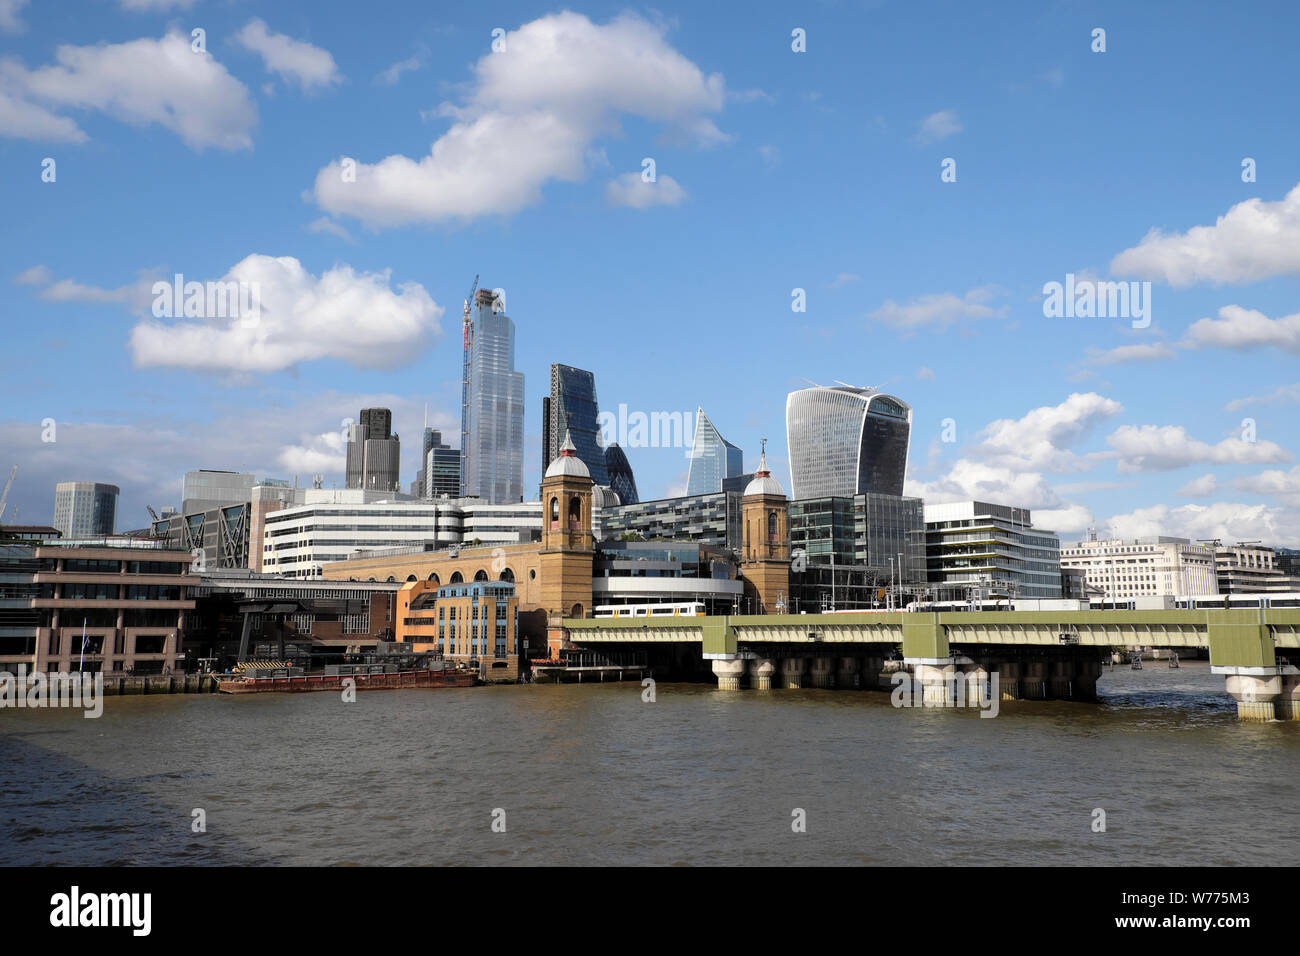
left=562, top=608, right=1300, bottom=721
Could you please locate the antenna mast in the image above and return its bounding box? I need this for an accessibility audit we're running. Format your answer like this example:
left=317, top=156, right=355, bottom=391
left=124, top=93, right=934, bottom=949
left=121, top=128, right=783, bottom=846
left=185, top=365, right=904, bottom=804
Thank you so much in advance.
left=460, top=273, right=479, bottom=497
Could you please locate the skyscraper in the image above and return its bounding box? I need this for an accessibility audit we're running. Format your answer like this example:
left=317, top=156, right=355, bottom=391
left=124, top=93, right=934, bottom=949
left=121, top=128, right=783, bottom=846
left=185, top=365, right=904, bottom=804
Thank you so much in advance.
left=345, top=406, right=401, bottom=492
left=542, top=364, right=609, bottom=485
left=426, top=443, right=462, bottom=498
left=462, top=288, right=524, bottom=503
left=604, top=443, right=639, bottom=505
left=685, top=407, right=743, bottom=496
left=52, top=481, right=119, bottom=538
left=785, top=384, right=912, bottom=500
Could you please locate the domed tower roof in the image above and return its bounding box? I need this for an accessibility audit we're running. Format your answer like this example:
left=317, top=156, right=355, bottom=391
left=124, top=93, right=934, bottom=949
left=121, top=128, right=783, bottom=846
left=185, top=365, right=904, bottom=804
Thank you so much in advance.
left=545, top=429, right=591, bottom=479
left=591, top=484, right=621, bottom=509
left=744, top=441, right=785, bottom=497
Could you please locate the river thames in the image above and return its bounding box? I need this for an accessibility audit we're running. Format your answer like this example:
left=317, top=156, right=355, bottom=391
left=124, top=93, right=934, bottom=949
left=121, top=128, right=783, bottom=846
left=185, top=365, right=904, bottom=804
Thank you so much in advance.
left=3, top=660, right=1298, bottom=866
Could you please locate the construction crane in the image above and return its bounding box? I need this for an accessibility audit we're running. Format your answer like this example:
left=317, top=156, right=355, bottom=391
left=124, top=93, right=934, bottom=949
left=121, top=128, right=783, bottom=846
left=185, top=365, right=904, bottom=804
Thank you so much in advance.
left=460, top=273, right=479, bottom=498
left=0, top=465, right=16, bottom=522
left=147, top=505, right=161, bottom=522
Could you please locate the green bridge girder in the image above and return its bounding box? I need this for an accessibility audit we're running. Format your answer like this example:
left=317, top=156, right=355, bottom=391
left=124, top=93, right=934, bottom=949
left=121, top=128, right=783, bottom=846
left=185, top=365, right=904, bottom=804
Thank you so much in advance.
left=562, top=608, right=1300, bottom=669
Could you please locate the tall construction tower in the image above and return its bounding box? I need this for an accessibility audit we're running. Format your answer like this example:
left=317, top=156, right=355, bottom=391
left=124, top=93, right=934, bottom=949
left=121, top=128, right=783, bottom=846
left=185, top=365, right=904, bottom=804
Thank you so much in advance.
left=459, top=274, right=478, bottom=497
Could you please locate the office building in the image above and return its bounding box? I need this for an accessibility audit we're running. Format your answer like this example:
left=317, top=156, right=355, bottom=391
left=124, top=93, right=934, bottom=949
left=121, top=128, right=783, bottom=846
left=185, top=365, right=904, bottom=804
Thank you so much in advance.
left=427, top=444, right=462, bottom=498
left=0, top=539, right=194, bottom=675
left=925, top=501, right=1063, bottom=599
left=604, top=444, right=639, bottom=505
left=411, top=428, right=460, bottom=498
left=542, top=364, right=609, bottom=484
left=151, top=502, right=249, bottom=571
left=345, top=407, right=402, bottom=492
left=595, top=491, right=743, bottom=550
left=397, top=580, right=521, bottom=681
left=262, top=497, right=542, bottom=578
left=789, top=493, right=926, bottom=583
left=685, top=407, right=743, bottom=496
left=1213, top=544, right=1300, bottom=593
left=1059, top=534, right=1218, bottom=600
left=462, top=288, right=525, bottom=504
left=181, top=470, right=257, bottom=513
left=52, top=481, right=119, bottom=539
left=786, top=384, right=912, bottom=499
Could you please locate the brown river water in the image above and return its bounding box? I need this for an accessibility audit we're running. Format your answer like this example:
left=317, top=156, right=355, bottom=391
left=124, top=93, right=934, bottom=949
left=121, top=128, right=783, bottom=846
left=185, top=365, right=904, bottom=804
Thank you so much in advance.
left=2, top=660, right=1298, bottom=866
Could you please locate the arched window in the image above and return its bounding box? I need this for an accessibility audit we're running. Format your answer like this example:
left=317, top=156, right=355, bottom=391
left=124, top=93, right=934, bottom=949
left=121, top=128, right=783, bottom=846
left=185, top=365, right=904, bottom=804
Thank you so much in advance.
left=386, top=576, right=396, bottom=583
left=549, top=497, right=560, bottom=530
left=406, top=574, right=417, bottom=582
left=474, top=569, right=489, bottom=582
left=449, top=571, right=463, bottom=584
left=498, top=567, right=515, bottom=583
left=570, top=603, right=584, bottom=618
left=428, top=572, right=440, bottom=584
left=768, top=510, right=778, bottom=543
left=568, top=495, right=582, bottom=530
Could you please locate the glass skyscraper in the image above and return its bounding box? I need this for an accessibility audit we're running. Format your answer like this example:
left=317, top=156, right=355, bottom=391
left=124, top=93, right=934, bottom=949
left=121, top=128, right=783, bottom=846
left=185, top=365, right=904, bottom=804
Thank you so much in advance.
left=462, top=289, right=524, bottom=504
left=604, top=444, right=639, bottom=504
left=52, top=481, right=119, bottom=538
left=785, top=385, right=912, bottom=499
left=685, top=407, right=743, bottom=496
left=541, top=364, right=609, bottom=485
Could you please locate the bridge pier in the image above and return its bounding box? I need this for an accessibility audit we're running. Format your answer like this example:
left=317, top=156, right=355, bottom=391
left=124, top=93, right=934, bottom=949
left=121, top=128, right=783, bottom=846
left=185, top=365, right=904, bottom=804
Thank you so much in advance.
left=1047, top=661, right=1073, bottom=699
left=780, top=657, right=807, bottom=689
left=1021, top=661, right=1047, bottom=700
left=749, top=657, right=776, bottom=691
left=996, top=661, right=1022, bottom=700
left=836, top=656, right=860, bottom=689
left=1277, top=674, right=1300, bottom=720
left=809, top=657, right=835, bottom=688
left=1225, top=673, right=1280, bottom=721
left=711, top=658, right=747, bottom=691
left=1071, top=659, right=1102, bottom=701
left=961, top=660, right=991, bottom=705
left=913, top=661, right=956, bottom=707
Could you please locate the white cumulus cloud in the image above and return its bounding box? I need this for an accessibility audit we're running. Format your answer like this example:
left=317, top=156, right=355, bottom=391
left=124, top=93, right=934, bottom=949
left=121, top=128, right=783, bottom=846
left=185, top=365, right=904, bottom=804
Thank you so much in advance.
left=1111, top=184, right=1300, bottom=286
left=605, top=171, right=687, bottom=208
left=1107, top=424, right=1291, bottom=473
left=312, top=11, right=725, bottom=227
left=234, top=18, right=341, bottom=92
left=1184, top=304, right=1300, bottom=354
left=0, top=31, right=257, bottom=150
left=867, top=286, right=1005, bottom=329
left=127, top=255, right=442, bottom=373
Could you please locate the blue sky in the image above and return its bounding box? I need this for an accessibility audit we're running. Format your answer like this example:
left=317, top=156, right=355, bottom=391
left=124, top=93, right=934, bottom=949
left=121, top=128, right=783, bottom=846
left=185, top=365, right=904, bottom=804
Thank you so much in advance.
left=4, top=0, right=1300, bottom=544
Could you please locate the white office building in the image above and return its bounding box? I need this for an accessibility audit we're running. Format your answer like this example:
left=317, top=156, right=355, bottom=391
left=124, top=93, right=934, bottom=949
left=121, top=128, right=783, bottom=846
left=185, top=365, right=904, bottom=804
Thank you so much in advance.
left=262, top=498, right=542, bottom=578
left=924, top=500, right=1062, bottom=599
left=1060, top=535, right=1218, bottom=600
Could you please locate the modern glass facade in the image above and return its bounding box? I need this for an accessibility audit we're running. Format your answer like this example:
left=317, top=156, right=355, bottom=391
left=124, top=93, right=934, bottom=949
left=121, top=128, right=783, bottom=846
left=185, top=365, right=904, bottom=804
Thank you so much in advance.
left=463, top=291, right=524, bottom=504
left=785, top=385, right=912, bottom=499
left=52, top=482, right=119, bottom=539
left=541, top=364, right=608, bottom=485
left=788, top=493, right=925, bottom=584
left=924, top=500, right=1062, bottom=599
left=596, top=491, right=742, bottom=550
left=427, top=445, right=462, bottom=498
left=685, top=407, right=743, bottom=496
left=604, top=444, right=639, bottom=505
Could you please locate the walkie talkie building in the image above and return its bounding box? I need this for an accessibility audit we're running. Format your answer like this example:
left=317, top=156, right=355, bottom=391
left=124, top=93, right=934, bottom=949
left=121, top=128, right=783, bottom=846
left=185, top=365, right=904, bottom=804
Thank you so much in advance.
left=785, top=384, right=912, bottom=499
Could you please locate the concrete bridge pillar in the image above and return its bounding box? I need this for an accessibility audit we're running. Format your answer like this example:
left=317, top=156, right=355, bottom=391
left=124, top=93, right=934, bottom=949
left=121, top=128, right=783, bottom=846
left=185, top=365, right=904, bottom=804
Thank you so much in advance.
left=711, top=658, right=747, bottom=691
left=780, top=657, right=807, bottom=689
left=749, top=657, right=776, bottom=691
left=914, top=662, right=956, bottom=707
left=1226, top=674, right=1281, bottom=721
left=1277, top=675, right=1300, bottom=720
left=1021, top=661, right=1047, bottom=700
left=863, top=657, right=886, bottom=691
left=835, top=656, right=861, bottom=689
left=997, top=661, right=1022, bottom=701
left=809, top=657, right=835, bottom=688
left=1048, top=660, right=1073, bottom=699
left=1072, top=660, right=1102, bottom=701
left=960, top=661, right=991, bottom=706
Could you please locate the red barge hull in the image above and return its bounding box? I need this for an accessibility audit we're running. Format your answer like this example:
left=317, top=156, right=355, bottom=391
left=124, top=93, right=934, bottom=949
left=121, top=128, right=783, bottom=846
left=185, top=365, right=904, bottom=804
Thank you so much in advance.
left=218, top=669, right=474, bottom=694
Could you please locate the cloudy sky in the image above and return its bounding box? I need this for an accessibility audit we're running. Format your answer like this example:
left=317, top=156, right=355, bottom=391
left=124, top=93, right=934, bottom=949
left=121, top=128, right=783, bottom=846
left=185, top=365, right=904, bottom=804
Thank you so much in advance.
left=3, top=0, right=1300, bottom=545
